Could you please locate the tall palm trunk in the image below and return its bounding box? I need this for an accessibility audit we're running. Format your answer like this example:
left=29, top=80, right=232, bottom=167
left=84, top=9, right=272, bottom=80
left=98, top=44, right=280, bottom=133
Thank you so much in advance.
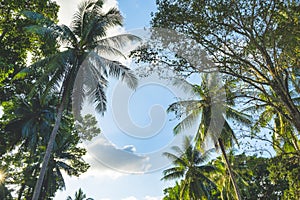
left=218, top=138, right=241, bottom=200
left=32, top=102, right=65, bottom=200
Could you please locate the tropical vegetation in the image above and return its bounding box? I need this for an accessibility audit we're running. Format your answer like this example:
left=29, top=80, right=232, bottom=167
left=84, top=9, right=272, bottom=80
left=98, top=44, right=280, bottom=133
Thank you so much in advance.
left=0, top=0, right=299, bottom=199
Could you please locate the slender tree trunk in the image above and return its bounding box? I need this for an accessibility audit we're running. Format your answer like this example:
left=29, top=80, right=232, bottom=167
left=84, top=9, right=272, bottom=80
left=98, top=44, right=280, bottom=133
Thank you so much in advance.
left=218, top=138, right=242, bottom=200
left=32, top=103, right=65, bottom=200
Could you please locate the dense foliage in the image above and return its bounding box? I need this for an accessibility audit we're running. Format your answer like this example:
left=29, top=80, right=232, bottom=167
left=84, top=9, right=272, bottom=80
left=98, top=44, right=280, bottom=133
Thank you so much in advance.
left=0, top=0, right=299, bottom=199
left=148, top=0, right=300, bottom=199
left=0, top=0, right=134, bottom=199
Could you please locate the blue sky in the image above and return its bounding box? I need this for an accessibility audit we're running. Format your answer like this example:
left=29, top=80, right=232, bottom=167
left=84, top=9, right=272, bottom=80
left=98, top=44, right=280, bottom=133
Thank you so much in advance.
left=53, top=1, right=179, bottom=199
left=118, top=0, right=157, bottom=29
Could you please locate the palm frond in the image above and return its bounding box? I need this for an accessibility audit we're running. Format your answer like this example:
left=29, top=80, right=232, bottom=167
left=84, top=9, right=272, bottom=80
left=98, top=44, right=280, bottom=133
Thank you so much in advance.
left=79, top=6, right=123, bottom=46
left=24, top=25, right=55, bottom=39
left=95, top=34, right=142, bottom=50
left=106, top=60, right=138, bottom=89
left=221, top=120, right=239, bottom=148
left=53, top=24, right=78, bottom=47
left=71, top=0, right=98, bottom=36
left=197, top=165, right=216, bottom=174
left=173, top=109, right=201, bottom=135
left=225, top=107, right=252, bottom=126
left=82, top=13, right=106, bottom=44
left=98, top=7, right=123, bottom=29
left=172, top=147, right=187, bottom=159
left=167, top=100, right=205, bottom=115
left=56, top=161, right=76, bottom=176
left=87, top=51, right=108, bottom=76
left=163, top=152, right=187, bottom=167
left=194, top=149, right=214, bottom=164
left=171, top=77, right=194, bottom=95
left=73, top=56, right=111, bottom=121
left=182, top=136, right=193, bottom=152
left=55, top=165, right=66, bottom=189
left=89, top=83, right=107, bottom=114
left=93, top=45, right=127, bottom=58
left=162, top=166, right=184, bottom=176
left=162, top=169, right=185, bottom=181
left=27, top=50, right=74, bottom=98
left=44, top=51, right=77, bottom=98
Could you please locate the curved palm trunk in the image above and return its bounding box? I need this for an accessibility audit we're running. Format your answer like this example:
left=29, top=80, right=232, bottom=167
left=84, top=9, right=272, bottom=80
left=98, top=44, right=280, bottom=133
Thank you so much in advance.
left=218, top=138, right=241, bottom=200
left=32, top=103, right=65, bottom=200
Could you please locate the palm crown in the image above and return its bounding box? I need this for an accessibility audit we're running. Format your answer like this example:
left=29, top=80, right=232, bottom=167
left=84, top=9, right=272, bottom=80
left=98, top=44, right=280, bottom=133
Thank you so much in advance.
left=162, top=136, right=216, bottom=199
left=23, top=0, right=139, bottom=116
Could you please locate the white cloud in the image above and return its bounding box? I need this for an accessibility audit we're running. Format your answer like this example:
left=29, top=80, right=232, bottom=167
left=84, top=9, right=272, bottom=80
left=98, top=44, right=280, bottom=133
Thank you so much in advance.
left=144, top=195, right=163, bottom=200
left=122, top=196, right=163, bottom=200
left=56, top=0, right=80, bottom=25
left=122, top=196, right=138, bottom=200
left=86, top=136, right=150, bottom=173
left=83, top=135, right=151, bottom=176
left=102, top=0, right=118, bottom=12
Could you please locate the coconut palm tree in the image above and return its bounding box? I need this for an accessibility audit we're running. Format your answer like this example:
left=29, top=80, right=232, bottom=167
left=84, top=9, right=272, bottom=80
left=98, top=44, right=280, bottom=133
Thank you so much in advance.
left=163, top=181, right=183, bottom=200
left=2, top=94, right=89, bottom=199
left=167, top=75, right=251, bottom=200
left=3, top=94, right=57, bottom=153
left=209, top=153, right=249, bottom=200
left=162, top=136, right=216, bottom=199
left=21, top=0, right=139, bottom=199
left=18, top=130, right=89, bottom=200
left=38, top=128, right=90, bottom=199
left=66, top=188, right=94, bottom=200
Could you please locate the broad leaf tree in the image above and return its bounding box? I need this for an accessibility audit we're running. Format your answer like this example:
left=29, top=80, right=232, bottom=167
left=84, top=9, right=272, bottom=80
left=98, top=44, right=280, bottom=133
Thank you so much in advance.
left=0, top=0, right=59, bottom=102
left=152, top=0, right=300, bottom=148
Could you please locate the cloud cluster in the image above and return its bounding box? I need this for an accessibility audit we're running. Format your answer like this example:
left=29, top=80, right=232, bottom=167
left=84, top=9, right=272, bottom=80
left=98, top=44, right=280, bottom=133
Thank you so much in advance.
left=121, top=196, right=163, bottom=200
left=85, top=135, right=151, bottom=175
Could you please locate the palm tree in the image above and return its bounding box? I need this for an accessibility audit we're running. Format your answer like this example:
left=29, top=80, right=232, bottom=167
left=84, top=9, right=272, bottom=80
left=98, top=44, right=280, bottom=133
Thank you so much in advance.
left=38, top=128, right=90, bottom=199
left=21, top=1, right=139, bottom=199
left=3, top=94, right=57, bottom=153
left=209, top=154, right=248, bottom=200
left=66, top=188, right=94, bottom=200
left=2, top=94, right=89, bottom=199
left=162, top=136, right=216, bottom=199
left=163, top=181, right=183, bottom=200
left=167, top=75, right=251, bottom=200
